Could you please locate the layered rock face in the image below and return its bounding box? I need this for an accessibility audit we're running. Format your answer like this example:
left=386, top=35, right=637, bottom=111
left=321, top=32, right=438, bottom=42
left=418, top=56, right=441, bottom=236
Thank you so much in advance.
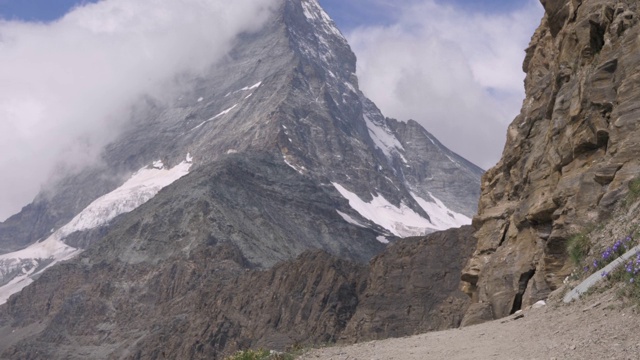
left=0, top=226, right=474, bottom=359
left=461, top=0, right=640, bottom=323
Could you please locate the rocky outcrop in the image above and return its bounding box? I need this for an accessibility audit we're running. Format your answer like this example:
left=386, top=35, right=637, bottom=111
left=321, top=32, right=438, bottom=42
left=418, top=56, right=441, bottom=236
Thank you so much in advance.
left=0, top=0, right=483, bottom=306
left=387, top=118, right=483, bottom=217
left=461, top=0, right=640, bottom=322
left=344, top=226, right=475, bottom=341
left=0, top=226, right=475, bottom=359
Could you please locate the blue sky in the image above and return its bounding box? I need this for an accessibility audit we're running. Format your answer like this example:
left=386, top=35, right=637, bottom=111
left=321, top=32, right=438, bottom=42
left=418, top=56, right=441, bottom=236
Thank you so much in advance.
left=0, top=0, right=94, bottom=21
left=0, top=0, right=543, bottom=220
left=0, top=0, right=534, bottom=27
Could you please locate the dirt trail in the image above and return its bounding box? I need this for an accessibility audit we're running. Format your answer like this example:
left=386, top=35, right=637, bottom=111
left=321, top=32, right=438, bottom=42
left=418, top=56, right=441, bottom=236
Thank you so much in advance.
left=300, top=288, right=640, bottom=360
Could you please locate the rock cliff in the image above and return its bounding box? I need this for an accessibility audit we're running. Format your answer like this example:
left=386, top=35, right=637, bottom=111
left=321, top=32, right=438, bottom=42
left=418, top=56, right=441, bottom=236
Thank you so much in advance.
left=0, top=226, right=474, bottom=359
left=461, top=0, right=640, bottom=323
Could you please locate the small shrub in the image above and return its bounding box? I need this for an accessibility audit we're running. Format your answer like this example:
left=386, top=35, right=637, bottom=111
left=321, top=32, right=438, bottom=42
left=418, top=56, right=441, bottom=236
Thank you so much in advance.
left=225, top=349, right=271, bottom=360
left=628, top=178, right=640, bottom=202
left=224, top=349, right=294, bottom=360
left=566, top=233, right=591, bottom=266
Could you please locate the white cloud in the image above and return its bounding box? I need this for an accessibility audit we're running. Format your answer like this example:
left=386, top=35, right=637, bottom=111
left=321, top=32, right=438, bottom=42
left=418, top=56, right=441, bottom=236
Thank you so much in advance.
left=347, top=0, right=543, bottom=170
left=0, top=0, right=277, bottom=221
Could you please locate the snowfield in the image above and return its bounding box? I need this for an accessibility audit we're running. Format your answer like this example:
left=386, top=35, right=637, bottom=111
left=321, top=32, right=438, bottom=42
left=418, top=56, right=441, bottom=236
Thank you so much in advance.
left=363, top=115, right=405, bottom=159
left=0, top=156, right=192, bottom=305
left=333, top=182, right=470, bottom=238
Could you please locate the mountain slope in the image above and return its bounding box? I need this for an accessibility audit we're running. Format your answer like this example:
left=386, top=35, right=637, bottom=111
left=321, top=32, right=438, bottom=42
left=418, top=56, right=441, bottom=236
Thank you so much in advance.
left=0, top=0, right=482, bottom=305
left=0, top=226, right=475, bottom=359
left=0, top=0, right=482, bottom=357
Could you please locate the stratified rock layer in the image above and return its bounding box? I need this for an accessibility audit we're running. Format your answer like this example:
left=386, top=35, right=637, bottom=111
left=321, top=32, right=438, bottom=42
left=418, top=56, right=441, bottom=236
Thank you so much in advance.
left=461, top=0, right=640, bottom=322
left=0, top=226, right=474, bottom=359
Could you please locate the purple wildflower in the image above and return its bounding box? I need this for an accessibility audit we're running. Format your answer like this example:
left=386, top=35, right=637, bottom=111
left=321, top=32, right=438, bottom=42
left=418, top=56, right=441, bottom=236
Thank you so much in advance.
left=593, top=260, right=599, bottom=268
left=601, top=270, right=608, bottom=277
left=584, top=266, right=590, bottom=273
left=626, top=262, right=634, bottom=273
left=613, top=240, right=622, bottom=252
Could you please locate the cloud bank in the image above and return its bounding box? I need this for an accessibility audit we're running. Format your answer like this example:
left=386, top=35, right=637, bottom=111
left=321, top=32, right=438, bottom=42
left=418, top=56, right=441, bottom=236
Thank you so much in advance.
left=0, top=0, right=277, bottom=221
left=347, top=0, right=544, bottom=170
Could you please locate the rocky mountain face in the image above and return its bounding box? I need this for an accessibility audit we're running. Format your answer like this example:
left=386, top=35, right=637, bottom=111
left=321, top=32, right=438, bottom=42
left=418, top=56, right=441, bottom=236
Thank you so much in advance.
left=0, top=0, right=482, bottom=358
left=0, top=225, right=475, bottom=359
left=461, top=0, right=640, bottom=324
left=0, top=0, right=482, bottom=304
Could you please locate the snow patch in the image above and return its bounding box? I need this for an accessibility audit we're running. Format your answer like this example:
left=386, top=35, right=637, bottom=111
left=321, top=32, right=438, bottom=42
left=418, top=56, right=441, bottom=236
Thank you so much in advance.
left=191, top=104, right=238, bottom=131
left=333, top=182, right=433, bottom=238
left=197, top=97, right=204, bottom=102
left=363, top=115, right=404, bottom=158
left=209, top=104, right=238, bottom=121
left=411, top=192, right=471, bottom=230
left=240, top=81, right=262, bottom=91
left=0, top=159, right=192, bottom=305
left=61, top=161, right=191, bottom=235
left=376, top=236, right=390, bottom=244
left=336, top=210, right=366, bottom=228
left=227, top=81, right=262, bottom=98
left=153, top=160, right=164, bottom=169
left=425, top=133, right=436, bottom=145
left=301, top=0, right=344, bottom=39
left=283, top=156, right=305, bottom=175
left=345, top=82, right=357, bottom=93
left=445, top=154, right=462, bottom=168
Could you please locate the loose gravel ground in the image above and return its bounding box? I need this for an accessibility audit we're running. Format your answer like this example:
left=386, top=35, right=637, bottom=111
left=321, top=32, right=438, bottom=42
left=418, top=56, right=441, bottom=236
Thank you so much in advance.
left=300, top=287, right=640, bottom=360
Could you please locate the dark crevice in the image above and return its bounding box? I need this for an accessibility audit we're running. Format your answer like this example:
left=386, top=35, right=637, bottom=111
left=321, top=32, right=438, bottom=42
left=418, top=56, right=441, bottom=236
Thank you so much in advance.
left=589, top=20, right=606, bottom=55
left=597, top=130, right=610, bottom=150
left=525, top=121, right=535, bottom=139
left=598, top=59, right=618, bottom=74
left=510, top=269, right=536, bottom=315
left=570, top=0, right=584, bottom=23
left=498, top=222, right=510, bottom=248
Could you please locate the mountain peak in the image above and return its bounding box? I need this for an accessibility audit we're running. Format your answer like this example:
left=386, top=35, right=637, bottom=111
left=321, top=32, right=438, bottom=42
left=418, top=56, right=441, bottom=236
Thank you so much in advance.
left=0, top=3, right=483, bottom=357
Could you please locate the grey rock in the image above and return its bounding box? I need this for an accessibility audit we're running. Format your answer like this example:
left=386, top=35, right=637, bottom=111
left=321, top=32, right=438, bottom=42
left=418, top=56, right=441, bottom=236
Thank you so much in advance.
left=0, top=0, right=482, bottom=357
left=0, top=226, right=475, bottom=359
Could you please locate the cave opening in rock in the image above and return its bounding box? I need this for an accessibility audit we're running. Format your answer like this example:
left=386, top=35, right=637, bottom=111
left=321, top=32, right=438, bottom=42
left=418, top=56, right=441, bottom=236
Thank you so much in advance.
left=510, top=269, right=536, bottom=314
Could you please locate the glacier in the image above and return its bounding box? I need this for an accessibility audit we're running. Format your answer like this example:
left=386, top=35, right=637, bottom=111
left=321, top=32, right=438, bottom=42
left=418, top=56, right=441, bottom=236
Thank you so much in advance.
left=333, top=182, right=471, bottom=238
left=0, top=156, right=192, bottom=304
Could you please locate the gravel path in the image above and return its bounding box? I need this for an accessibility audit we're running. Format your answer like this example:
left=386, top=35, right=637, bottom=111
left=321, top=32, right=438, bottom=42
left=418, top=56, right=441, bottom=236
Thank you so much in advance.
left=300, top=288, right=640, bottom=360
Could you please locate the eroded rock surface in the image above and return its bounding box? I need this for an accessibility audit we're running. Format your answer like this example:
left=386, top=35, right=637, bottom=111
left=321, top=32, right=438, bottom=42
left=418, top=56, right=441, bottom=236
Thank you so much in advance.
left=462, top=0, right=640, bottom=322
left=0, top=226, right=474, bottom=359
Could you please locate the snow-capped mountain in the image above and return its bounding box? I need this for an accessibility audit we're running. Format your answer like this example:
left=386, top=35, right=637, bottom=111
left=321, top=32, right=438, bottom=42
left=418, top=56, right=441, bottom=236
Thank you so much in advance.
left=0, top=156, right=192, bottom=304
left=0, top=1, right=482, bottom=357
